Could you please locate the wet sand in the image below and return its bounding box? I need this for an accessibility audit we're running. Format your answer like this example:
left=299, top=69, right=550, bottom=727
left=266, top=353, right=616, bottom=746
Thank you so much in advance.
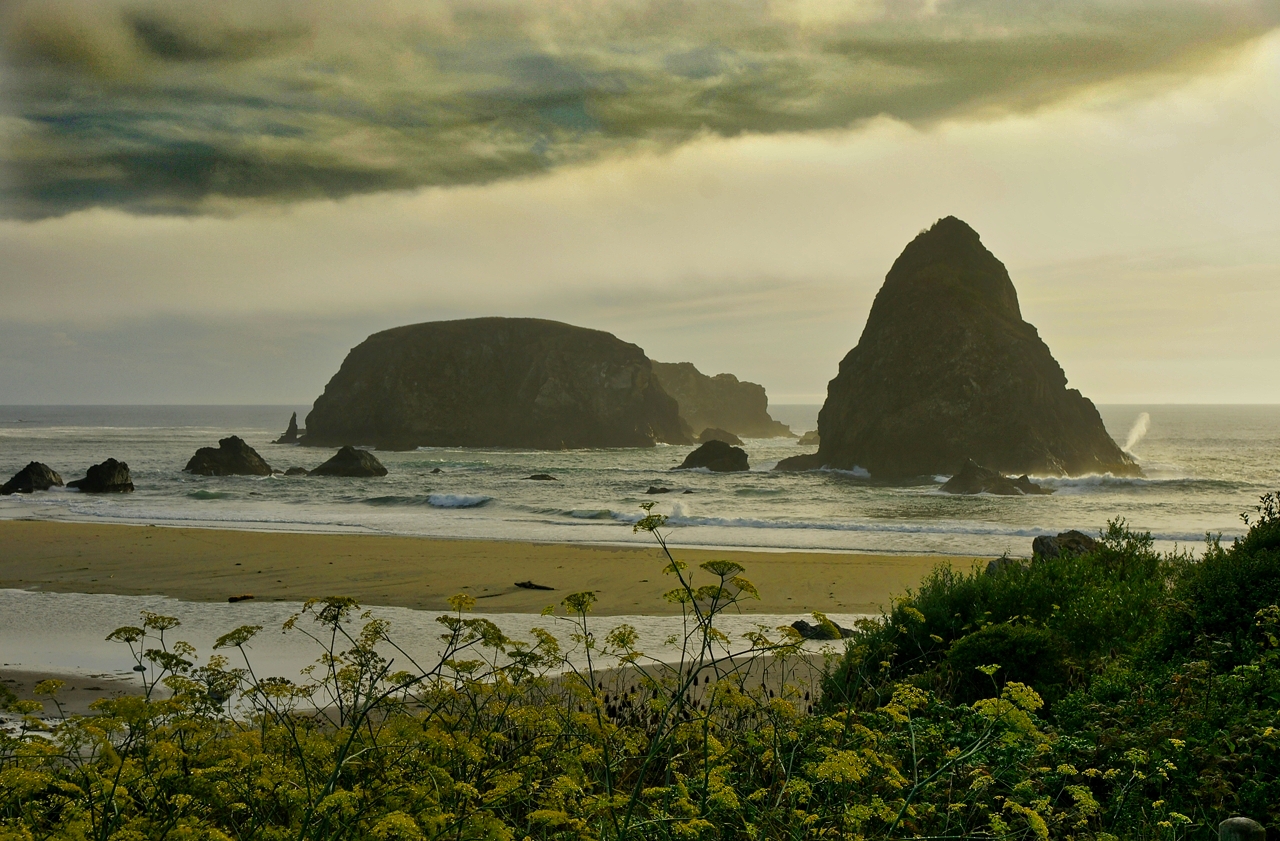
left=0, top=520, right=976, bottom=615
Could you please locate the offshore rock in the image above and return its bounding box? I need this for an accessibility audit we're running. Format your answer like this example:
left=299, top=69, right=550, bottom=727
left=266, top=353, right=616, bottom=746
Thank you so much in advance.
left=68, top=459, right=134, bottom=493
left=310, top=446, right=388, bottom=477
left=778, top=217, right=1139, bottom=478
left=275, top=412, right=300, bottom=444
left=651, top=361, right=792, bottom=439
left=697, top=427, right=743, bottom=446
left=304, top=318, right=690, bottom=450
left=940, top=460, right=1052, bottom=496
left=674, top=440, right=749, bottom=473
left=797, top=430, right=820, bottom=447
left=185, top=436, right=273, bottom=477
left=1, top=462, right=63, bottom=495
left=1032, top=530, right=1099, bottom=559
left=283, top=467, right=310, bottom=476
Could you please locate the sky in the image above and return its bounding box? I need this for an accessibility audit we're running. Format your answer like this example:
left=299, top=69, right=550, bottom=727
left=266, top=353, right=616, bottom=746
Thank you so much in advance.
left=2, top=0, right=1279, bottom=406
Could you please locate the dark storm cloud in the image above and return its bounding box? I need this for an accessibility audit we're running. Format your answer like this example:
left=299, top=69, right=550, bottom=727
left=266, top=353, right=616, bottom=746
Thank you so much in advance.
left=1, top=0, right=1277, bottom=218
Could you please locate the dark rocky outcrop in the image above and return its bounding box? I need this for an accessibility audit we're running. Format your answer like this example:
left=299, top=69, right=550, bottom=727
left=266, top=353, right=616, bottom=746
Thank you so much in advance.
left=797, top=430, right=820, bottom=447
left=304, top=318, right=690, bottom=450
left=651, top=361, right=792, bottom=439
left=940, top=460, right=1052, bottom=495
left=697, top=427, right=743, bottom=446
left=275, top=413, right=300, bottom=444
left=1, top=462, right=63, bottom=495
left=646, top=485, right=673, bottom=494
left=985, top=557, right=1025, bottom=576
left=283, top=467, right=309, bottom=476
left=1032, top=530, right=1099, bottom=559
left=524, top=473, right=557, bottom=481
left=185, top=436, right=273, bottom=477
left=791, top=617, right=855, bottom=640
left=777, top=217, right=1139, bottom=479
left=310, top=446, right=388, bottom=477
left=68, top=459, right=134, bottom=493
left=674, top=440, right=749, bottom=473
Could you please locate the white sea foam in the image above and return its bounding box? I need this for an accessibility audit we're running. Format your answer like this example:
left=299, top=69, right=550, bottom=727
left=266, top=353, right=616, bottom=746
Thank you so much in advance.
left=1124, top=412, right=1152, bottom=453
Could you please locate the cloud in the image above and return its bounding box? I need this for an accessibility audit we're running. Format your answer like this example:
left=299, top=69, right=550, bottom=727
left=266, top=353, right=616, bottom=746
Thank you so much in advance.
left=0, top=0, right=1277, bottom=218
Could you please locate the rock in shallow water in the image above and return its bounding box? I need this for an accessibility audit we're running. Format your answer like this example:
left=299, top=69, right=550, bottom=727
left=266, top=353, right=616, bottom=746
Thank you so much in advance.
left=674, top=440, right=749, bottom=473
left=185, top=436, right=273, bottom=476
left=1032, top=530, right=1099, bottom=559
left=1, top=462, right=63, bottom=495
left=68, top=459, right=134, bottom=493
left=778, top=217, right=1140, bottom=479
left=940, top=460, right=1052, bottom=495
left=274, top=412, right=300, bottom=444
left=310, top=446, right=388, bottom=477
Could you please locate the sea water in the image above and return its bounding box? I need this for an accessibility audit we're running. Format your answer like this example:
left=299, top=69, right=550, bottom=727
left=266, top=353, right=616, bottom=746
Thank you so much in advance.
left=1, top=404, right=1277, bottom=558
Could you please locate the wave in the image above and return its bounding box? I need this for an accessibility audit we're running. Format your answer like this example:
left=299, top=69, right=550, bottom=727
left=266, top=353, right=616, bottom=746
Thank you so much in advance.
left=427, top=493, right=492, bottom=509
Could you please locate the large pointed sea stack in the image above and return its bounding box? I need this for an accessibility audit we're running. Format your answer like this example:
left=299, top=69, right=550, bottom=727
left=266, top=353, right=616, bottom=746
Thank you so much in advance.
left=303, top=318, right=691, bottom=450
left=778, top=217, right=1138, bottom=478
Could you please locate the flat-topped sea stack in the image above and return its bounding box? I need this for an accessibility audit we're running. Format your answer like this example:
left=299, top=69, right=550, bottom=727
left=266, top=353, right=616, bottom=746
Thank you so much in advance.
left=303, top=318, right=691, bottom=450
left=777, top=217, right=1139, bottom=478
left=651, top=362, right=792, bottom=439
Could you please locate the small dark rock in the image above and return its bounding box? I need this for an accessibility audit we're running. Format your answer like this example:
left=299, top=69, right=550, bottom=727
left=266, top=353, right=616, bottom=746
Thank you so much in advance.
left=524, top=473, right=557, bottom=481
left=283, top=467, right=309, bottom=476
left=646, top=485, right=673, bottom=494
left=674, top=440, right=749, bottom=473
left=515, top=580, right=554, bottom=591
left=185, top=436, right=273, bottom=477
left=682, top=489, right=694, bottom=494
left=275, top=412, right=300, bottom=444
left=227, top=594, right=255, bottom=603
left=68, top=459, right=134, bottom=493
left=430, top=467, right=443, bottom=474
left=797, top=430, right=820, bottom=447
left=1, top=462, right=63, bottom=495
left=310, top=446, right=388, bottom=477
left=940, top=460, right=1052, bottom=495
left=985, top=557, right=1025, bottom=576
left=697, top=427, right=743, bottom=446
left=1032, top=530, right=1099, bottom=560
left=791, top=618, right=855, bottom=640
left=1220, top=817, right=1266, bottom=841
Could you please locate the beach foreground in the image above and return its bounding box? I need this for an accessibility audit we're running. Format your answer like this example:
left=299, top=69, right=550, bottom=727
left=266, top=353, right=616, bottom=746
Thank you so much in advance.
left=0, top=520, right=975, bottom=615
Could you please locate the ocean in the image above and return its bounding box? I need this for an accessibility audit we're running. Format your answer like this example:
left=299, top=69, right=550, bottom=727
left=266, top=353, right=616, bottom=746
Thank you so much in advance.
left=2, top=404, right=1277, bottom=559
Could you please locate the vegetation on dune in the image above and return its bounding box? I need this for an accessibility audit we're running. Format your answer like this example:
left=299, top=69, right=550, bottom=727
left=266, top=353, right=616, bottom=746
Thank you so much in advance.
left=3, top=495, right=1280, bottom=840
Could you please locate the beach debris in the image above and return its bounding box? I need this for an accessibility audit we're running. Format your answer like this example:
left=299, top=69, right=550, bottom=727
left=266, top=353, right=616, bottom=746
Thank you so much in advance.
left=797, top=430, right=820, bottom=446
left=940, top=460, right=1051, bottom=496
left=1032, top=530, right=1098, bottom=560
left=523, top=473, right=557, bottom=481
left=310, top=446, right=388, bottom=477
left=515, top=580, right=554, bottom=591
left=646, top=485, right=673, bottom=494
left=1, top=461, right=63, bottom=495
left=697, top=427, right=743, bottom=446
left=674, top=440, right=749, bottom=472
left=227, top=594, right=255, bottom=603
left=68, top=459, right=134, bottom=493
left=185, top=435, right=274, bottom=476
left=274, top=412, right=300, bottom=444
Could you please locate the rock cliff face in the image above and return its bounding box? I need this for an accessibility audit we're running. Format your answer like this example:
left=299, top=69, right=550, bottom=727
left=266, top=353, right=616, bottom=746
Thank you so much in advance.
left=651, top=362, right=792, bottom=439
left=303, top=318, right=690, bottom=450
left=777, top=217, right=1138, bottom=478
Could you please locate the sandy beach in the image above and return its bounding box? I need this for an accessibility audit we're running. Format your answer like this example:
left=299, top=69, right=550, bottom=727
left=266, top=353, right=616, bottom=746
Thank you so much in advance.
left=0, top=520, right=975, bottom=616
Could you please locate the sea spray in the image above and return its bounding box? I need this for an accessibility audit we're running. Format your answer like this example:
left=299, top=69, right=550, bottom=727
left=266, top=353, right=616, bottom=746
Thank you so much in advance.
left=1124, top=412, right=1151, bottom=453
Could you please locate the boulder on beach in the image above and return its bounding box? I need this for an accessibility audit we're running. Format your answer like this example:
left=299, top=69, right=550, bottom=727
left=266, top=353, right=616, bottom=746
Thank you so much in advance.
left=674, top=440, right=749, bottom=473
left=303, top=317, right=690, bottom=450
left=791, top=617, right=855, bottom=640
left=697, top=427, right=743, bottom=446
left=1032, top=530, right=1099, bottom=560
left=1, top=462, right=64, bottom=495
left=652, top=361, right=793, bottom=439
left=797, top=430, right=820, bottom=447
left=776, top=217, right=1140, bottom=479
left=68, top=459, right=134, bottom=493
left=940, top=460, right=1051, bottom=495
left=185, top=436, right=273, bottom=477
left=275, top=412, right=300, bottom=444
left=310, top=446, right=388, bottom=477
